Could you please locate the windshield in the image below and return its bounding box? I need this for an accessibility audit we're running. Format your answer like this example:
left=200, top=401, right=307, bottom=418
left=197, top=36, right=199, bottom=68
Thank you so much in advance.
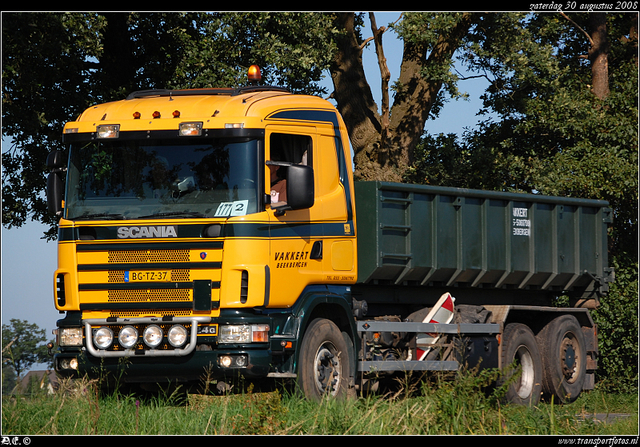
left=65, top=138, right=261, bottom=220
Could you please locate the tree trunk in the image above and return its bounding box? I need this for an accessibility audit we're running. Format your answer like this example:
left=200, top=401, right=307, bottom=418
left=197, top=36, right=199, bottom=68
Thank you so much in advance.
left=588, top=13, right=609, bottom=100
left=329, top=13, right=385, bottom=180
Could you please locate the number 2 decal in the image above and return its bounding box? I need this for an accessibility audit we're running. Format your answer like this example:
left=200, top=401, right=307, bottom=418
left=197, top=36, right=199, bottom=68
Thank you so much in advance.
left=214, top=200, right=249, bottom=217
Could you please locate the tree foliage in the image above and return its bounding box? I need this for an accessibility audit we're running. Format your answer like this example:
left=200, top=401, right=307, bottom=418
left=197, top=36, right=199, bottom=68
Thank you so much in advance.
left=3, top=13, right=106, bottom=238
left=2, top=319, right=51, bottom=380
left=410, top=13, right=638, bottom=254
left=2, top=12, right=336, bottom=238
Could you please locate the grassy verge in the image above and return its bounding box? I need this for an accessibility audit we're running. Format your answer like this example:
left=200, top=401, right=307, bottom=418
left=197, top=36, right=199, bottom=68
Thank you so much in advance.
left=2, top=373, right=637, bottom=435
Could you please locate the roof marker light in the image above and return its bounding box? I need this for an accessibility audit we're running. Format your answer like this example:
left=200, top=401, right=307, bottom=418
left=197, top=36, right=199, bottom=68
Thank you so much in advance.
left=133, top=111, right=141, bottom=119
left=173, top=110, right=180, bottom=118
left=153, top=111, right=161, bottom=119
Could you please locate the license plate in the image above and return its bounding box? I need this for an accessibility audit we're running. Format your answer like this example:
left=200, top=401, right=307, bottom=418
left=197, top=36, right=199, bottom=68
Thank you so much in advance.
left=124, top=271, right=170, bottom=282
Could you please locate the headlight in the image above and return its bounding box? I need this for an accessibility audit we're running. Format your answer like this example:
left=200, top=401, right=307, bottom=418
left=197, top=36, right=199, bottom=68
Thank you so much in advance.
left=167, top=325, right=188, bottom=347
left=59, top=328, right=83, bottom=347
left=219, top=324, right=269, bottom=344
left=219, top=325, right=250, bottom=343
left=143, top=325, right=163, bottom=348
left=118, top=325, right=138, bottom=349
left=59, top=357, right=79, bottom=370
left=219, top=354, right=248, bottom=368
left=93, top=327, right=114, bottom=350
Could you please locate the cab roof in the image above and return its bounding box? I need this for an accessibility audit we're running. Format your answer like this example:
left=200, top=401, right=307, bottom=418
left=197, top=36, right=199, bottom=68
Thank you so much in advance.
left=65, top=86, right=338, bottom=135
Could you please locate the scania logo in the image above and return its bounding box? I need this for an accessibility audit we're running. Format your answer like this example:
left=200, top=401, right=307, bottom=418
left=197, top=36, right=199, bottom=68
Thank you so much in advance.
left=117, top=225, right=178, bottom=239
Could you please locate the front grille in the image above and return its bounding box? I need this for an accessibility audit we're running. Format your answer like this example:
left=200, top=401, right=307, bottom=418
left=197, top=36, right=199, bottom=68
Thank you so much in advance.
left=108, top=289, right=191, bottom=302
left=77, top=242, right=223, bottom=316
left=108, top=249, right=190, bottom=263
left=106, top=309, right=193, bottom=319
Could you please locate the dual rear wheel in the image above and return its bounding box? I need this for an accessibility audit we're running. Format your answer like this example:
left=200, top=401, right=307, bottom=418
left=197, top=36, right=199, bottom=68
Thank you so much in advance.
left=499, top=315, right=587, bottom=405
left=537, top=315, right=587, bottom=404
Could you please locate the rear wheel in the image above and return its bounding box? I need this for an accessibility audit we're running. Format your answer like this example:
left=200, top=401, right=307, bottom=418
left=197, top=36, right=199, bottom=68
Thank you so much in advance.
left=297, top=318, right=351, bottom=401
left=537, top=315, right=586, bottom=403
left=498, top=323, right=543, bottom=406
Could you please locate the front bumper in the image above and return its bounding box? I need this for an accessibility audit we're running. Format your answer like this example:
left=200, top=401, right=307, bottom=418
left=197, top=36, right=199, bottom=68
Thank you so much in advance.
left=54, top=314, right=275, bottom=383
left=54, top=347, right=272, bottom=383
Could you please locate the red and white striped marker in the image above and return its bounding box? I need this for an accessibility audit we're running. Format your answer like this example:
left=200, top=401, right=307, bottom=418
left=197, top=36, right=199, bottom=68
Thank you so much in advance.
left=416, top=292, right=455, bottom=361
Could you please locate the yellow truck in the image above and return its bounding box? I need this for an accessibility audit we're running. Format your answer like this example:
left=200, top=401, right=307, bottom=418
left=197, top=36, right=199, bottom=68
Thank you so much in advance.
left=47, top=68, right=612, bottom=404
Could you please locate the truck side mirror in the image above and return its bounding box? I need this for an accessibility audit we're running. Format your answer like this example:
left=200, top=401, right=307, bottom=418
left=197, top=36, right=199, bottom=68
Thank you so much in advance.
left=46, top=150, right=66, bottom=168
left=47, top=172, right=64, bottom=216
left=286, top=164, right=314, bottom=210
left=46, top=150, right=66, bottom=216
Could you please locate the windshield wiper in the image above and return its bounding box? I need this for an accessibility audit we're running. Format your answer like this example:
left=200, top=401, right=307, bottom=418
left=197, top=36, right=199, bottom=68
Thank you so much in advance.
left=138, top=211, right=209, bottom=219
left=74, top=212, right=126, bottom=220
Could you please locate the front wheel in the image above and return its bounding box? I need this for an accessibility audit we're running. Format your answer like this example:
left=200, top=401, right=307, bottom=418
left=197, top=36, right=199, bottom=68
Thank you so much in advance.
left=498, top=323, right=543, bottom=406
left=297, top=318, right=351, bottom=401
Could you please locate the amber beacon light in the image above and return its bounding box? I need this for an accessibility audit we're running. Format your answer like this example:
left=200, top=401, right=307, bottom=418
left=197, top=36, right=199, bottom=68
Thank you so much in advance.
left=248, top=65, right=261, bottom=83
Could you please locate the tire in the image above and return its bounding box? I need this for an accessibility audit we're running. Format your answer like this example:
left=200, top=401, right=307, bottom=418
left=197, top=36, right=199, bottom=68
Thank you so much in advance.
left=498, top=323, right=543, bottom=406
left=297, top=318, right=351, bottom=401
left=536, top=315, right=586, bottom=404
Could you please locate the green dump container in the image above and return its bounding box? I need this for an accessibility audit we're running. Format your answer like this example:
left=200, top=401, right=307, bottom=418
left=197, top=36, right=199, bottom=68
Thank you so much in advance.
left=354, top=181, right=613, bottom=299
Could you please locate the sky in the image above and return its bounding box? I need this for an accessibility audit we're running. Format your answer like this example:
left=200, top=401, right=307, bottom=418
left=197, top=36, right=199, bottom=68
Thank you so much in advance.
left=1, top=12, right=491, bottom=371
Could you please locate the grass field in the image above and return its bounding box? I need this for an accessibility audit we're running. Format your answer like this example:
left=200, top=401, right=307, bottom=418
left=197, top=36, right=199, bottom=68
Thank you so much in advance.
left=2, top=372, right=638, bottom=436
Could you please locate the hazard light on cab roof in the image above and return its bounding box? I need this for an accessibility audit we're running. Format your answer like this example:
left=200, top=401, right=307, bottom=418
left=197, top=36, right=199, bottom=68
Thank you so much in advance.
left=248, top=65, right=261, bottom=83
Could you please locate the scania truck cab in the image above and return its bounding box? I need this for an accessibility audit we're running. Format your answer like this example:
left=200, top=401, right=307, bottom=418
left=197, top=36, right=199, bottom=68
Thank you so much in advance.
left=48, top=72, right=359, bottom=399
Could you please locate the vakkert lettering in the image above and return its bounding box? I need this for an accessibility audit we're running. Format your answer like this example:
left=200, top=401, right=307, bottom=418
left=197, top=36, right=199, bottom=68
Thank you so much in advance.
left=512, top=208, right=531, bottom=237
left=274, top=250, right=309, bottom=268
left=117, top=225, right=178, bottom=239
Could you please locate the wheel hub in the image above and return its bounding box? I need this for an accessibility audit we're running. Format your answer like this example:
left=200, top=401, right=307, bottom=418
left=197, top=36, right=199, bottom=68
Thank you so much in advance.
left=560, top=337, right=578, bottom=382
left=315, top=347, right=340, bottom=395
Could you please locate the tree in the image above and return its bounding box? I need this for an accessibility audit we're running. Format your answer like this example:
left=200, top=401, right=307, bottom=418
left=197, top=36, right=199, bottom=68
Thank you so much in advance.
left=2, top=319, right=52, bottom=380
left=167, top=12, right=336, bottom=94
left=329, top=12, right=479, bottom=181
left=560, top=11, right=610, bottom=100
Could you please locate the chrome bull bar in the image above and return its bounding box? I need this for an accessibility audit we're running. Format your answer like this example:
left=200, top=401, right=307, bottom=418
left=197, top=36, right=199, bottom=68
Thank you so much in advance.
left=84, top=316, right=211, bottom=358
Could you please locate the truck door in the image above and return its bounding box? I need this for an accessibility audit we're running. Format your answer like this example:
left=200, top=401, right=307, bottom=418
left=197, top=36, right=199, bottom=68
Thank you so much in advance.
left=265, top=126, right=324, bottom=307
